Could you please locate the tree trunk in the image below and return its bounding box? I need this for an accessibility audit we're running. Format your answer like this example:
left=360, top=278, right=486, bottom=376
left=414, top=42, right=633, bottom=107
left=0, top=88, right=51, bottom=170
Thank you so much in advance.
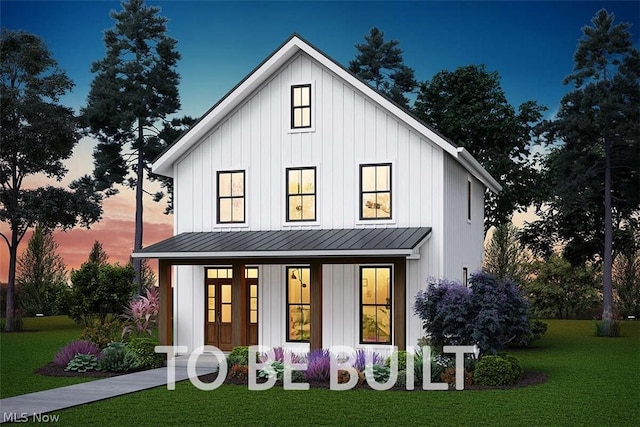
left=133, top=118, right=144, bottom=295
left=4, top=231, right=19, bottom=332
left=601, top=136, right=614, bottom=334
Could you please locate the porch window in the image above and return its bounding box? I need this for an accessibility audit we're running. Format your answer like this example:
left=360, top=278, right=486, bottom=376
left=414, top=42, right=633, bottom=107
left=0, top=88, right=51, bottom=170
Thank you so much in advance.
left=291, top=84, right=311, bottom=129
left=360, top=163, right=391, bottom=219
left=287, top=266, right=310, bottom=342
left=360, top=266, right=392, bottom=344
left=286, top=167, right=316, bottom=221
left=217, top=170, right=245, bottom=223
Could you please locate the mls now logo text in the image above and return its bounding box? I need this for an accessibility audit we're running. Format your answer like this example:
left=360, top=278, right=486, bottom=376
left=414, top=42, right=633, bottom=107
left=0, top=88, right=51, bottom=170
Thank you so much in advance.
left=155, top=345, right=477, bottom=391
left=3, top=413, right=60, bottom=423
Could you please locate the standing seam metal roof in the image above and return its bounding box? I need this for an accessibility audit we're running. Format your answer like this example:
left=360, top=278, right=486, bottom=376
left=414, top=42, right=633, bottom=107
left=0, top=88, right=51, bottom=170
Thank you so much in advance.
left=133, top=227, right=431, bottom=257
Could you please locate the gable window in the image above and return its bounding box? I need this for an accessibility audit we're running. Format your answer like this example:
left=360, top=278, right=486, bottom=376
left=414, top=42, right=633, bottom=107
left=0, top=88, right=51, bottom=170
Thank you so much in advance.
left=286, top=167, right=316, bottom=221
left=217, top=170, right=245, bottom=223
left=291, top=84, right=311, bottom=129
left=287, top=267, right=310, bottom=342
left=360, top=163, right=392, bottom=219
left=360, top=266, right=392, bottom=344
left=463, top=267, right=469, bottom=287
left=467, top=178, right=472, bottom=222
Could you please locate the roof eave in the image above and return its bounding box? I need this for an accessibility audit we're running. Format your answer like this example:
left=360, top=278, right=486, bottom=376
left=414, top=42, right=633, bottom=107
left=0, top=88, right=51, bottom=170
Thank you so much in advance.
left=131, top=248, right=419, bottom=260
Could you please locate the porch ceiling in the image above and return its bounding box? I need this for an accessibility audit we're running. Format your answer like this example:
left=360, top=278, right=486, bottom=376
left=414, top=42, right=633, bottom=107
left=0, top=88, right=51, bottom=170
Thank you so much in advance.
left=132, top=227, right=431, bottom=260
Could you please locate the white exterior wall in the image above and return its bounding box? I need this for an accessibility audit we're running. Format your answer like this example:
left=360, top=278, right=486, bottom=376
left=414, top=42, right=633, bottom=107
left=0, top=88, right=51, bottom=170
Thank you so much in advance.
left=170, top=52, right=481, bottom=352
left=442, top=153, right=485, bottom=282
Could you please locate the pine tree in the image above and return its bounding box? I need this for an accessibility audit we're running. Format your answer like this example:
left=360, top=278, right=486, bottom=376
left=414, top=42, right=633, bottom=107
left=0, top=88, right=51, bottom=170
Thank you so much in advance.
left=349, top=27, right=417, bottom=107
left=87, top=241, right=109, bottom=266
left=83, top=0, right=182, bottom=293
left=16, top=225, right=69, bottom=316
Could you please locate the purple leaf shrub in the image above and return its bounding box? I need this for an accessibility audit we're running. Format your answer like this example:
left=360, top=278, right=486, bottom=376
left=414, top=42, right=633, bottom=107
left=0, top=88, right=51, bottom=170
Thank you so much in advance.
left=54, top=340, right=102, bottom=367
left=305, top=349, right=331, bottom=382
left=122, top=286, right=159, bottom=339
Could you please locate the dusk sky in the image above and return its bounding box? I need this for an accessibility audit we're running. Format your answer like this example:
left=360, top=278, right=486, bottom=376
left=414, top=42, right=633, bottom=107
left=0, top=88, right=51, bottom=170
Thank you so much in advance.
left=1, top=1, right=639, bottom=282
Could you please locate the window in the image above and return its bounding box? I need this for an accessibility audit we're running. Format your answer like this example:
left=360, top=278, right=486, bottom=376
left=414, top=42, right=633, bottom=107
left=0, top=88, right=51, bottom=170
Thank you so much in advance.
left=467, top=179, right=472, bottom=222
left=217, top=171, right=245, bottom=223
left=286, top=167, right=316, bottom=221
left=291, top=84, right=311, bottom=129
left=360, top=163, right=392, bottom=219
left=463, top=267, right=469, bottom=287
left=287, top=267, right=310, bottom=342
left=247, top=267, right=259, bottom=325
left=360, top=266, right=392, bottom=344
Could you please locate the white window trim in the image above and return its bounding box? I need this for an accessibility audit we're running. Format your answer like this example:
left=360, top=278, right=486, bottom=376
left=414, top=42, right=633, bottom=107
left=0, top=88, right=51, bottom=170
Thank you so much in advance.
left=288, top=80, right=316, bottom=134
left=355, top=159, right=397, bottom=226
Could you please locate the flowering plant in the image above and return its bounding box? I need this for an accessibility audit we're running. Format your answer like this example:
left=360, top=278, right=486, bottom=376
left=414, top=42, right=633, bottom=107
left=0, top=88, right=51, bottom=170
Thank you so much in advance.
left=122, top=287, right=159, bottom=339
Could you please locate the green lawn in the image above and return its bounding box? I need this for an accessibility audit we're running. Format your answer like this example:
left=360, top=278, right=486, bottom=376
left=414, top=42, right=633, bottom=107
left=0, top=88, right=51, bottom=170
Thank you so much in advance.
left=3, top=318, right=639, bottom=426
left=0, top=316, right=95, bottom=398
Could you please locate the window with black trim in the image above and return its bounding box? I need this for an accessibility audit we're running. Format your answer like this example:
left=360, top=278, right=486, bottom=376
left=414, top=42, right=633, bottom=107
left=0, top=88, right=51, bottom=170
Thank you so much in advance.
left=463, top=267, right=469, bottom=287
left=360, top=266, right=392, bottom=344
left=287, top=267, right=310, bottom=342
left=217, top=170, right=245, bottom=223
left=286, top=167, right=316, bottom=221
left=291, top=84, right=311, bottom=129
left=360, top=163, right=392, bottom=219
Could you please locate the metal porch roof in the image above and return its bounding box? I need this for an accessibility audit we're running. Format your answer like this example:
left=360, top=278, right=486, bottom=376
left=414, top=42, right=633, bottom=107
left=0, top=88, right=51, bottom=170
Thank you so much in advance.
left=132, top=227, right=431, bottom=259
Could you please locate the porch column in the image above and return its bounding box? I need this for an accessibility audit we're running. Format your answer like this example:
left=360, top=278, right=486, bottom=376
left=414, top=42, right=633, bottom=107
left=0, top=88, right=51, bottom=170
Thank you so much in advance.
left=393, top=258, right=406, bottom=350
left=157, top=259, right=173, bottom=346
left=231, top=262, right=247, bottom=347
left=310, top=261, right=323, bottom=351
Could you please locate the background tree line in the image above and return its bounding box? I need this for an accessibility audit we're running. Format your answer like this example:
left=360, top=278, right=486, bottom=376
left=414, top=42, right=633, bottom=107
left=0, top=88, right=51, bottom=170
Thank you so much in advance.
left=2, top=4, right=638, bottom=332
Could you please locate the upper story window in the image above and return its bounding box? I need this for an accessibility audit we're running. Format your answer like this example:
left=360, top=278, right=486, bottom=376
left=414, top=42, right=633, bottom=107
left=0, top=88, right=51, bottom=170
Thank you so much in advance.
left=217, top=170, right=245, bottom=223
left=360, top=163, right=392, bottom=220
left=286, top=167, right=316, bottom=222
left=291, top=84, right=311, bottom=129
left=467, top=178, right=472, bottom=222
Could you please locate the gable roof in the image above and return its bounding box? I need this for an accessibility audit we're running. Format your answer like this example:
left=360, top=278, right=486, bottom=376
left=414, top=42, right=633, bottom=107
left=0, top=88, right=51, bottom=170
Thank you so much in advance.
left=153, top=33, right=501, bottom=193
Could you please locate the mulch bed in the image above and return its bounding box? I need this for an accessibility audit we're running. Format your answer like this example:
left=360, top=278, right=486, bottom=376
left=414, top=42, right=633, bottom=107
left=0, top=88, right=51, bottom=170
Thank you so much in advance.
left=34, top=362, right=125, bottom=378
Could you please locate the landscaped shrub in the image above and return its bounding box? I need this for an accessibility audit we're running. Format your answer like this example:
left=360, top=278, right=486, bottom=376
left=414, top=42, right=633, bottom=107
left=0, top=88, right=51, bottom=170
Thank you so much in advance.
left=98, top=342, right=130, bottom=372
left=440, top=366, right=473, bottom=387
left=413, top=272, right=531, bottom=357
left=305, top=349, right=331, bottom=382
left=473, top=354, right=523, bottom=386
left=121, top=286, right=159, bottom=339
left=384, top=350, right=407, bottom=372
left=65, top=354, right=99, bottom=372
left=365, top=364, right=391, bottom=383
left=54, top=340, right=102, bottom=367
left=227, top=346, right=250, bottom=368
left=79, top=318, right=123, bottom=349
left=353, top=349, right=384, bottom=372
left=258, top=360, right=285, bottom=381
left=227, top=364, right=249, bottom=382
left=124, top=337, right=163, bottom=370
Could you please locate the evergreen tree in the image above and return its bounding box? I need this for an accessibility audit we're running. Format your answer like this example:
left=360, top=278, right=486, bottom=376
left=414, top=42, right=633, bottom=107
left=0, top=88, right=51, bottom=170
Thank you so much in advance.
left=483, top=222, right=531, bottom=285
left=16, top=225, right=69, bottom=316
left=87, top=241, right=109, bottom=266
left=415, top=65, right=546, bottom=231
left=0, top=30, right=102, bottom=331
left=349, top=27, right=417, bottom=107
left=522, top=10, right=639, bottom=334
left=83, top=0, right=182, bottom=293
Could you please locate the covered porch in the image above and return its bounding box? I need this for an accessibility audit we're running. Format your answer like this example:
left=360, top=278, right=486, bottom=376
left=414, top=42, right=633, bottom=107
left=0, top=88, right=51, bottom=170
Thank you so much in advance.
left=133, top=227, right=431, bottom=352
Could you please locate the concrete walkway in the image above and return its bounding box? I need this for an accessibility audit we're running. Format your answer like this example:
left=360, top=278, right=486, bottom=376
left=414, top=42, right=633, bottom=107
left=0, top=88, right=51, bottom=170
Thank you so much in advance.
left=0, top=360, right=217, bottom=423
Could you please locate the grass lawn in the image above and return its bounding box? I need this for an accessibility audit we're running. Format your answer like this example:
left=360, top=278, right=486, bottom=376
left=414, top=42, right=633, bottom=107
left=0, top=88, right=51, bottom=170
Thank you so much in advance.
left=0, top=316, right=95, bottom=398
left=2, top=318, right=639, bottom=425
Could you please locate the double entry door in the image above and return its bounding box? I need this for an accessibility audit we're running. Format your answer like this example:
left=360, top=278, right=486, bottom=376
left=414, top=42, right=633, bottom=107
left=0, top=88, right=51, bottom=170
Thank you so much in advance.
left=205, top=271, right=258, bottom=352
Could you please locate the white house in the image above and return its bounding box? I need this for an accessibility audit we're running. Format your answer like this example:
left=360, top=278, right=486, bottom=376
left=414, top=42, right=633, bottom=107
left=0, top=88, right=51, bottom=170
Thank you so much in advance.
left=132, top=34, right=501, bottom=355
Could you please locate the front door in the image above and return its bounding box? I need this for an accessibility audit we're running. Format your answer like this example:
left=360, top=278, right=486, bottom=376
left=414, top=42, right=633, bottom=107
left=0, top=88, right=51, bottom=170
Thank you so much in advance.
left=205, top=278, right=233, bottom=351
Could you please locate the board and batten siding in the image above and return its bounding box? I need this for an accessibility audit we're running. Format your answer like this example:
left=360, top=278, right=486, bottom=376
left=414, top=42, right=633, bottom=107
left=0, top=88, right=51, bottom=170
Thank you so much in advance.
left=173, top=52, right=444, bottom=235
left=442, top=153, right=485, bottom=282
left=169, top=51, right=458, bottom=352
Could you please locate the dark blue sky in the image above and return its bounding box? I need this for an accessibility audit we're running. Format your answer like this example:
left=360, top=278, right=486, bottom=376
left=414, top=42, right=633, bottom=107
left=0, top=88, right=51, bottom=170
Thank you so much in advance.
left=2, top=1, right=639, bottom=120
